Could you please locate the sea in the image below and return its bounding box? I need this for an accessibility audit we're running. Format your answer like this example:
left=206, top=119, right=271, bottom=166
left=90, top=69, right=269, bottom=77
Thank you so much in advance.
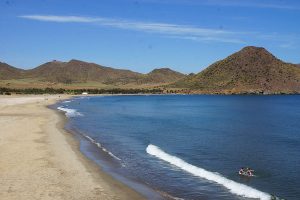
left=56, top=95, right=300, bottom=200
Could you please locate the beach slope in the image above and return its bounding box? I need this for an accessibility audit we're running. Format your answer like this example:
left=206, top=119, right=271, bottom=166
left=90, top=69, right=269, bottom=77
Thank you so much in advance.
left=0, top=95, right=143, bottom=200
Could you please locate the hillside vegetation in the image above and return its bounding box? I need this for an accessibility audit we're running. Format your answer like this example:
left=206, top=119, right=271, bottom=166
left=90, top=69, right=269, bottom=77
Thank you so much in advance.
left=1, top=46, right=300, bottom=94
left=0, top=60, right=185, bottom=88
left=0, top=62, right=24, bottom=79
left=172, top=46, right=300, bottom=94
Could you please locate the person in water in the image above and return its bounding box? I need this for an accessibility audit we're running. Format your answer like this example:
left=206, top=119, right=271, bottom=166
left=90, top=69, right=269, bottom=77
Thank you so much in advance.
left=239, top=167, right=254, bottom=176
left=247, top=170, right=253, bottom=176
left=239, top=167, right=245, bottom=174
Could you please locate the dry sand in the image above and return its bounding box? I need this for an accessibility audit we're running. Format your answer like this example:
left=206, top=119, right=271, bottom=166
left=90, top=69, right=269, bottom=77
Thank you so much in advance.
left=0, top=95, right=144, bottom=200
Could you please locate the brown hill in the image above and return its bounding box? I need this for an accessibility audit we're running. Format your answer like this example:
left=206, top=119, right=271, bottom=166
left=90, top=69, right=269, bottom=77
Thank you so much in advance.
left=0, top=60, right=185, bottom=87
left=172, top=46, right=300, bottom=94
left=138, top=68, right=185, bottom=84
left=25, top=59, right=142, bottom=84
left=0, top=62, right=24, bottom=79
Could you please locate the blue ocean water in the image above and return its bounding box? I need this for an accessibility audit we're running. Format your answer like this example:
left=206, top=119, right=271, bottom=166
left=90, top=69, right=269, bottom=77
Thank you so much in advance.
left=57, top=95, right=300, bottom=200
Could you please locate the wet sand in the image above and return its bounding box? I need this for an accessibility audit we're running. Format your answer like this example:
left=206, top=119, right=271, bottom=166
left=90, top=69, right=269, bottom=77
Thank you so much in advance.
left=0, top=95, right=144, bottom=200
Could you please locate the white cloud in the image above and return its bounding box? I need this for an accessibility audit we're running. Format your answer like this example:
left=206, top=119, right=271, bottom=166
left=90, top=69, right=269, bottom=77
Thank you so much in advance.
left=20, top=15, right=98, bottom=23
left=19, top=15, right=299, bottom=46
left=204, top=0, right=300, bottom=10
left=167, top=35, right=245, bottom=44
left=139, top=0, right=300, bottom=10
left=20, top=15, right=245, bottom=44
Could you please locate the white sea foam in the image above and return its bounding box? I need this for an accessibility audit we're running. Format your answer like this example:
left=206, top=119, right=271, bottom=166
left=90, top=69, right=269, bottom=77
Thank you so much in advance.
left=146, top=144, right=271, bottom=200
left=83, top=134, right=121, bottom=161
left=63, top=100, right=72, bottom=103
left=57, top=106, right=83, bottom=117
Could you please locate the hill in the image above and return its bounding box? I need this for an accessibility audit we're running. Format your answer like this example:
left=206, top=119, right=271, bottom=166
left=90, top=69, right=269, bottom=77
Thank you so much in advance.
left=0, top=62, right=24, bottom=79
left=172, top=46, right=300, bottom=94
left=2, top=47, right=299, bottom=93
left=138, top=68, right=185, bottom=84
left=25, top=59, right=141, bottom=85
left=0, top=60, right=185, bottom=88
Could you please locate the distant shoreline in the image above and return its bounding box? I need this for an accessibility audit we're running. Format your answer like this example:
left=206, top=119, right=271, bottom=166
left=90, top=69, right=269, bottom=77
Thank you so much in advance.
left=1, top=87, right=300, bottom=96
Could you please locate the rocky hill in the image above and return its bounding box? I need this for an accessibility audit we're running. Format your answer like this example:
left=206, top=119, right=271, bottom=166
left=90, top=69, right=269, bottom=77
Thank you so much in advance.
left=2, top=46, right=299, bottom=93
left=0, top=60, right=185, bottom=87
left=25, top=59, right=141, bottom=84
left=172, top=46, right=300, bottom=94
left=138, top=68, right=185, bottom=84
left=0, top=62, right=24, bottom=79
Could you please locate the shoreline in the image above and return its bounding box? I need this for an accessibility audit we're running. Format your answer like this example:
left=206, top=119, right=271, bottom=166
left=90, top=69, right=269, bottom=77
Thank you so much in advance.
left=0, top=95, right=145, bottom=200
left=55, top=96, right=165, bottom=200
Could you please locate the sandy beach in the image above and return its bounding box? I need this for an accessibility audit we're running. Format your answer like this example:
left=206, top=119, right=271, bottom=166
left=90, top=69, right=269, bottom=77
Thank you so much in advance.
left=0, top=95, right=144, bottom=200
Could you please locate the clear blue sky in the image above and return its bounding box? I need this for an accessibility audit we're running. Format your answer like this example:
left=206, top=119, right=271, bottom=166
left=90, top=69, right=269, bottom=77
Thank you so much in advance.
left=0, top=0, right=299, bottom=73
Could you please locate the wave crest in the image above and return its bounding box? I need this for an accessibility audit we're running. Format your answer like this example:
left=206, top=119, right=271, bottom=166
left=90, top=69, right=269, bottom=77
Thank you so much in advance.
left=146, top=144, right=271, bottom=200
left=83, top=134, right=121, bottom=161
left=57, top=106, right=83, bottom=118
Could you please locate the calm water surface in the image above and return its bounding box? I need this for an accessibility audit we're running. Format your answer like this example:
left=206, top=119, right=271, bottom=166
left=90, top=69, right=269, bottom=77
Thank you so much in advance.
left=58, top=95, right=300, bottom=200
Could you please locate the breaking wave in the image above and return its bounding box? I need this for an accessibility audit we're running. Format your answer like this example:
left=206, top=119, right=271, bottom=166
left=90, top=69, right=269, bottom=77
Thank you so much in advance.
left=57, top=106, right=83, bottom=118
left=83, top=134, right=121, bottom=161
left=146, top=144, right=271, bottom=200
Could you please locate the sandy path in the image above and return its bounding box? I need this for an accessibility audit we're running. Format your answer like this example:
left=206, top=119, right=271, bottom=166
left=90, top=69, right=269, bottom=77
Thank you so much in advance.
left=0, top=95, right=144, bottom=200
